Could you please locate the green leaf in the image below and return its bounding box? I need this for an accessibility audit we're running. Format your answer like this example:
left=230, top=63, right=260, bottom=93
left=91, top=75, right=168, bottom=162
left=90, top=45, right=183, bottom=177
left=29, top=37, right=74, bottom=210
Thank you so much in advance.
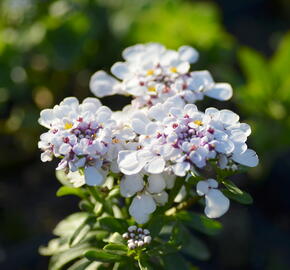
left=99, top=217, right=128, bottom=234
left=147, top=215, right=174, bottom=237
left=79, top=200, right=94, bottom=212
left=182, top=233, right=210, bottom=261
left=103, top=243, right=128, bottom=255
left=56, top=186, right=86, bottom=199
left=53, top=212, right=89, bottom=237
left=222, top=180, right=243, bottom=195
left=84, top=249, right=124, bottom=262
left=103, top=232, right=124, bottom=244
left=146, top=242, right=179, bottom=257
left=162, top=253, right=190, bottom=270
left=69, top=216, right=96, bottom=247
left=176, top=211, right=222, bottom=236
left=49, top=243, right=92, bottom=270
left=138, top=254, right=154, bottom=270
left=67, top=258, right=91, bottom=270
left=222, top=189, right=253, bottom=205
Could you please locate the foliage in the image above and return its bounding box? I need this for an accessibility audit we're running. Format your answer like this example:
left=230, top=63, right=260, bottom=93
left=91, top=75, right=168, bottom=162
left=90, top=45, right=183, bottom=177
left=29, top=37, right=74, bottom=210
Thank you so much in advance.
left=237, top=32, right=290, bottom=168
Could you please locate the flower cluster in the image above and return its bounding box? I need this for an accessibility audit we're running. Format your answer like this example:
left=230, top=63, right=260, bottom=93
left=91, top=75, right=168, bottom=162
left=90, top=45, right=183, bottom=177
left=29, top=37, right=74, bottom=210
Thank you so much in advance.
left=39, top=43, right=259, bottom=225
left=122, top=226, right=152, bottom=250
left=90, top=43, right=232, bottom=109
left=38, top=97, right=131, bottom=186
left=118, top=102, right=258, bottom=177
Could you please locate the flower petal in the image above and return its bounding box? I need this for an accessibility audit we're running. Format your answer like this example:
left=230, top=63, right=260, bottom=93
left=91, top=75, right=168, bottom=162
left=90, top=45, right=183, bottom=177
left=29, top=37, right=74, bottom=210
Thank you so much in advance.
left=147, top=174, right=166, bottom=193
left=111, top=62, right=130, bottom=80
left=84, top=166, right=105, bottom=186
left=232, top=149, right=259, bottom=167
left=178, top=46, right=199, bottom=63
left=118, top=150, right=145, bottom=175
left=196, top=180, right=210, bottom=196
left=90, top=71, right=118, bottom=97
left=120, top=174, right=144, bottom=197
left=205, top=83, right=233, bottom=101
left=129, top=194, right=156, bottom=224
left=145, top=156, right=165, bottom=174
left=204, top=189, right=230, bottom=218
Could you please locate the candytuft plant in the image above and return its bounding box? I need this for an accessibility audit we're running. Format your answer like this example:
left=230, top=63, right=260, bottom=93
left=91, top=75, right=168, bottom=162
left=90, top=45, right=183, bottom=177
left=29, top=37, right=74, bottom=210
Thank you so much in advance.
left=39, top=43, right=258, bottom=269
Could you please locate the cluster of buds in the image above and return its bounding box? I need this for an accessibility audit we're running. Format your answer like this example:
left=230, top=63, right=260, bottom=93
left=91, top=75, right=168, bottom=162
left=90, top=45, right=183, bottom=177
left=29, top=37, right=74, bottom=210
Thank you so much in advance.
left=122, top=226, right=152, bottom=250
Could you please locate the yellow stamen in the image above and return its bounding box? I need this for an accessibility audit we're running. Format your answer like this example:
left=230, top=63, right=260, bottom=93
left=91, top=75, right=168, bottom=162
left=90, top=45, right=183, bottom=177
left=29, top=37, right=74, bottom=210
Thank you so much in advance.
left=146, top=69, right=154, bottom=76
left=170, top=67, right=178, bottom=73
left=148, top=86, right=156, bottom=92
left=193, top=120, right=203, bottom=126
left=64, top=122, right=73, bottom=129
left=112, top=138, right=120, bottom=144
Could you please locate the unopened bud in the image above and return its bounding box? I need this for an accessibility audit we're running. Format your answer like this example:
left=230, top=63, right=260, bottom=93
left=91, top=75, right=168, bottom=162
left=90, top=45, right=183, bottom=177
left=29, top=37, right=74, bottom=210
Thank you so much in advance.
left=144, top=236, right=152, bottom=244
left=128, top=225, right=137, bottom=232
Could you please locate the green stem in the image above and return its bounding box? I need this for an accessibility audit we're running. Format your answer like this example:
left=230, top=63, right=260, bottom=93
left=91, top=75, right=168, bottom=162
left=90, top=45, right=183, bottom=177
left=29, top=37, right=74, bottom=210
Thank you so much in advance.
left=165, top=195, right=200, bottom=216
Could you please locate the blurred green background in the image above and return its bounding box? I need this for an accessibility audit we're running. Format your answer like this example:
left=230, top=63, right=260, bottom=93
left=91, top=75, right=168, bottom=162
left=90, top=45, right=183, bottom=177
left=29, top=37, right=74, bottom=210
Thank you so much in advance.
left=0, top=0, right=290, bottom=269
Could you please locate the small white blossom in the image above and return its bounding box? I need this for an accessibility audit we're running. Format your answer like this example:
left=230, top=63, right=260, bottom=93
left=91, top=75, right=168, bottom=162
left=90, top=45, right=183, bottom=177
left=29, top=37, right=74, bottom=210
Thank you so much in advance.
left=38, top=97, right=124, bottom=186
left=196, top=179, right=230, bottom=218
left=117, top=102, right=259, bottom=177
left=90, top=43, right=232, bottom=109
left=120, top=172, right=174, bottom=224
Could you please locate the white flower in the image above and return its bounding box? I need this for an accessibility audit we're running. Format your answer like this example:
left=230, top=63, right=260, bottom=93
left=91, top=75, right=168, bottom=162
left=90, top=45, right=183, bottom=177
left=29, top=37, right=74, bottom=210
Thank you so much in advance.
left=38, top=97, right=122, bottom=186
left=129, top=194, right=156, bottom=224
left=117, top=102, right=259, bottom=178
left=196, top=179, right=230, bottom=218
left=119, top=172, right=174, bottom=223
left=89, top=43, right=232, bottom=108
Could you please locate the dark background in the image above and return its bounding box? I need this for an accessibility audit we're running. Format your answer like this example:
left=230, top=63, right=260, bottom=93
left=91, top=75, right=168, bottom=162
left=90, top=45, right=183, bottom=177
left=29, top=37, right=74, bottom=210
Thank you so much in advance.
left=0, top=0, right=290, bottom=269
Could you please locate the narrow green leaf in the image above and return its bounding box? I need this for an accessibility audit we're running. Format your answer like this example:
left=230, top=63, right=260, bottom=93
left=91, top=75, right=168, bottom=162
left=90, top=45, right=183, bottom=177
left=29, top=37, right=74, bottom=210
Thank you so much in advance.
left=99, top=217, right=128, bottom=234
left=103, top=243, right=127, bottom=255
left=69, top=216, right=95, bottom=247
left=222, top=180, right=243, bottom=195
left=222, top=189, right=253, bottom=205
left=84, top=249, right=124, bottom=262
left=56, top=186, right=86, bottom=199
left=176, top=211, right=222, bottom=235
left=49, top=243, right=92, bottom=270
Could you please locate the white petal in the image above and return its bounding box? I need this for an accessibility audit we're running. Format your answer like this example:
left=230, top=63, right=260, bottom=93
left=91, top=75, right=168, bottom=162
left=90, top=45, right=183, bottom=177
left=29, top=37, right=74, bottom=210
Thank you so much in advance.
left=39, top=109, right=54, bottom=128
left=129, top=194, right=156, bottom=224
left=219, top=110, right=239, bottom=125
left=204, top=189, right=230, bottom=218
left=232, top=149, right=259, bottom=167
left=145, top=156, right=165, bottom=174
left=118, top=150, right=145, bottom=175
left=152, top=191, right=168, bottom=206
left=173, top=162, right=190, bottom=176
left=84, top=166, right=105, bottom=186
left=111, top=62, right=130, bottom=80
left=132, top=119, right=147, bottom=134
left=59, top=143, right=72, bottom=155
left=90, top=71, right=118, bottom=97
left=205, top=83, right=233, bottom=101
left=163, top=172, right=176, bottom=189
left=207, top=179, right=218, bottom=188
left=196, top=180, right=209, bottom=196
left=147, top=174, right=166, bottom=193
left=120, top=174, right=144, bottom=197
left=41, top=151, right=53, bottom=162
left=215, top=140, right=235, bottom=154
left=178, top=46, right=199, bottom=63
left=61, top=97, right=79, bottom=107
